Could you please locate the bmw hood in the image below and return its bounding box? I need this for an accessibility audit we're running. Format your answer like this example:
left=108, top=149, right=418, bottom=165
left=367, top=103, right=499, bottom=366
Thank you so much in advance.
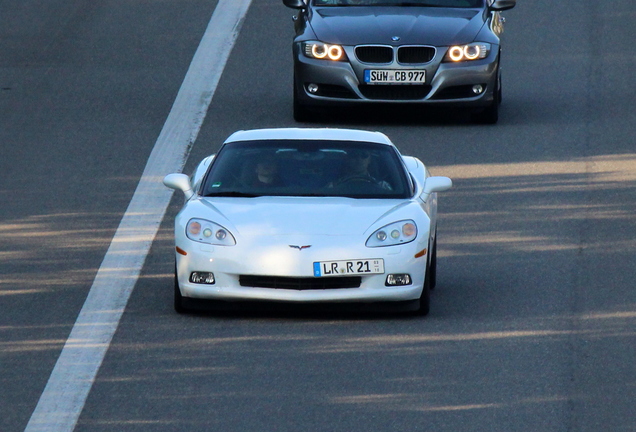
left=309, top=7, right=484, bottom=46
left=192, top=197, right=416, bottom=237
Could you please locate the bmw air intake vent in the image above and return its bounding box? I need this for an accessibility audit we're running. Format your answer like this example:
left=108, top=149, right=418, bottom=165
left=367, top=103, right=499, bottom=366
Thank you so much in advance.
left=355, top=45, right=393, bottom=64
left=397, top=46, right=436, bottom=64
left=358, top=85, right=432, bottom=100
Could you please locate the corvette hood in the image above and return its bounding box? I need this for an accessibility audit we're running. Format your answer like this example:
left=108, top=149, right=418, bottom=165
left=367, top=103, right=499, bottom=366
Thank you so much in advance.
left=191, top=197, right=415, bottom=237
left=309, top=7, right=484, bottom=46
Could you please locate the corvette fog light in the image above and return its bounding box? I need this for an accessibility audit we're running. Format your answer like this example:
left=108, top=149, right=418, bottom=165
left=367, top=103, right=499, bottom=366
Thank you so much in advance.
left=307, top=83, right=319, bottom=94
left=190, top=272, right=215, bottom=284
left=385, top=274, right=412, bottom=286
left=472, top=84, right=484, bottom=95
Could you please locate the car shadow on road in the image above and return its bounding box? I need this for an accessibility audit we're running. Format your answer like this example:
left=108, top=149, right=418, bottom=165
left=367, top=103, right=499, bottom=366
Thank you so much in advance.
left=178, top=298, right=425, bottom=322
left=295, top=105, right=481, bottom=127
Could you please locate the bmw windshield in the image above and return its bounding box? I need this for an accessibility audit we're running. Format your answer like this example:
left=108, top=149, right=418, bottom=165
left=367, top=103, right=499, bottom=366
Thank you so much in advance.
left=313, top=0, right=483, bottom=7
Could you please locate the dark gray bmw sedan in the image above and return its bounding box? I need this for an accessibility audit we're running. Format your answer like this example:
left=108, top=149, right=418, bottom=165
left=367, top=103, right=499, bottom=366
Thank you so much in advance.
left=283, top=0, right=515, bottom=123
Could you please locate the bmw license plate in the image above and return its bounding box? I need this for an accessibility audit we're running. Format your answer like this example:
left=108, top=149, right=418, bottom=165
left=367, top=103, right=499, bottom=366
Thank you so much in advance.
left=313, top=259, right=384, bottom=277
left=364, top=70, right=426, bottom=84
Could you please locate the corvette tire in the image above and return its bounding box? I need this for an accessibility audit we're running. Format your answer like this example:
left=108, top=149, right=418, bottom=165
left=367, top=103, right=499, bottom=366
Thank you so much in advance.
left=415, top=258, right=431, bottom=316
left=174, top=267, right=186, bottom=314
left=429, top=237, right=437, bottom=290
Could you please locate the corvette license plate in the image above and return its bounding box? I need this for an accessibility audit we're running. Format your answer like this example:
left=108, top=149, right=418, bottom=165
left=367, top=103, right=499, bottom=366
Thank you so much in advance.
left=313, top=259, right=384, bottom=277
left=364, top=70, right=426, bottom=84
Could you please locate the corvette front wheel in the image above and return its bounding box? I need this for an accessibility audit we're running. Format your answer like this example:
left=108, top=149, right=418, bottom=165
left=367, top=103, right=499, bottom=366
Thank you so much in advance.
left=174, top=267, right=186, bottom=314
left=429, top=237, right=437, bottom=290
left=415, top=257, right=431, bottom=316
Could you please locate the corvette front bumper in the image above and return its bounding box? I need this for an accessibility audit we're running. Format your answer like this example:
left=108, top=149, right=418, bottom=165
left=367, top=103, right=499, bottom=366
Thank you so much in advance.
left=175, top=235, right=428, bottom=304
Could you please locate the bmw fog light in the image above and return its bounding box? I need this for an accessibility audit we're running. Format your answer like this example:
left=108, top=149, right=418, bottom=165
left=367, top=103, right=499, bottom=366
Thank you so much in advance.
left=307, top=83, right=319, bottom=94
left=190, top=272, right=215, bottom=284
left=472, top=84, right=484, bottom=95
left=385, top=274, right=412, bottom=286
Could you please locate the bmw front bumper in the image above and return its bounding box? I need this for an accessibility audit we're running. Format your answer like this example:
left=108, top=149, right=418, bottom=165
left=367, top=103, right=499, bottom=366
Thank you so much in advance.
left=294, top=43, right=499, bottom=109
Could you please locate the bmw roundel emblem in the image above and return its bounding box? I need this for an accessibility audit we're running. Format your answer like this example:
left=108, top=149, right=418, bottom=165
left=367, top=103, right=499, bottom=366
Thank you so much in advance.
left=392, top=36, right=401, bottom=42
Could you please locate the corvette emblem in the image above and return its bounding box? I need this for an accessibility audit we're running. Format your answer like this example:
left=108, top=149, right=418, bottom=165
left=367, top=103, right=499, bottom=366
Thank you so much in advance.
left=289, top=245, right=311, bottom=250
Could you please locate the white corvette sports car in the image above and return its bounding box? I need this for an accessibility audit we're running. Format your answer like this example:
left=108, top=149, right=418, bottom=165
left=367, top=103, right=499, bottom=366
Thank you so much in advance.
left=164, top=128, right=451, bottom=315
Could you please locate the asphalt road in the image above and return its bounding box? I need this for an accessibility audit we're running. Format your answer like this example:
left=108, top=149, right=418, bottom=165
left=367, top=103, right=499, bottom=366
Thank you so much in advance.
left=1, top=0, right=635, bottom=431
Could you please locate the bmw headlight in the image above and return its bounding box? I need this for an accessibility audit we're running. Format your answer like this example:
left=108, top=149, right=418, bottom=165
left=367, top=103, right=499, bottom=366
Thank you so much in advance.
left=366, top=220, right=417, bottom=247
left=303, top=41, right=347, bottom=61
left=186, top=218, right=236, bottom=246
left=444, top=43, right=491, bottom=62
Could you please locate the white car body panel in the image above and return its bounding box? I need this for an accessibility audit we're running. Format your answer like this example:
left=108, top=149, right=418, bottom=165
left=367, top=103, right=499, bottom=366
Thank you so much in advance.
left=175, top=196, right=430, bottom=302
left=165, top=128, right=451, bottom=312
left=225, top=127, right=394, bottom=145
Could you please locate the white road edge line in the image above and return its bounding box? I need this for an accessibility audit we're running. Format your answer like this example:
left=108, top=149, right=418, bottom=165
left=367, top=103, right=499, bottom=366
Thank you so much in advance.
left=24, top=1, right=253, bottom=430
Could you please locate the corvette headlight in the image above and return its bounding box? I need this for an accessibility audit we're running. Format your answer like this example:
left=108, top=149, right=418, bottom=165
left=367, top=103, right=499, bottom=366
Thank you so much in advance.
left=186, top=218, right=236, bottom=246
left=366, top=220, right=417, bottom=248
left=444, top=43, right=490, bottom=62
left=303, top=42, right=347, bottom=61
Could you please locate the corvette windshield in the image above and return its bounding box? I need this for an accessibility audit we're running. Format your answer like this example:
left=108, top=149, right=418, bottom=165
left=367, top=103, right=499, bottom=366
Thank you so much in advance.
left=313, top=0, right=483, bottom=7
left=202, top=140, right=412, bottom=199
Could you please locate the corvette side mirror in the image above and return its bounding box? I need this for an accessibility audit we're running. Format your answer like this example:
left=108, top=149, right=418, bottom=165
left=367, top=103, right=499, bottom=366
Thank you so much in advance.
left=163, top=173, right=194, bottom=200
left=283, top=0, right=305, bottom=9
left=421, top=176, right=452, bottom=201
left=423, top=176, right=452, bottom=194
left=490, top=0, right=516, bottom=11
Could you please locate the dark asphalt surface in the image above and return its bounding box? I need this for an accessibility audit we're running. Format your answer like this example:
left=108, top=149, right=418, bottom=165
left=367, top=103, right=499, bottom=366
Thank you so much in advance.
left=1, top=0, right=635, bottom=431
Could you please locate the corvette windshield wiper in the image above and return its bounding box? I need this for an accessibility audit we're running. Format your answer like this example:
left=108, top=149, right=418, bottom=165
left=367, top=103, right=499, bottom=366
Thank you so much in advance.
left=204, top=191, right=261, bottom=197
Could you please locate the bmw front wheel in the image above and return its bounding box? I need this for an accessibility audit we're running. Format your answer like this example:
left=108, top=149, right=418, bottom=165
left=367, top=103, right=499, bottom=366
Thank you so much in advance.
left=293, top=89, right=310, bottom=122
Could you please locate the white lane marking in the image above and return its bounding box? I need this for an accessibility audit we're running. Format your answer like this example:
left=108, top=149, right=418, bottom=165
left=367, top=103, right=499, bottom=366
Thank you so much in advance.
left=24, top=0, right=253, bottom=430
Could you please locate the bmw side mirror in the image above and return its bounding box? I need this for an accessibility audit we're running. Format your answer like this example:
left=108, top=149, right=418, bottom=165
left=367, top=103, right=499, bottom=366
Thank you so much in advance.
left=490, top=0, right=516, bottom=11
left=283, top=0, right=305, bottom=9
left=163, top=173, right=194, bottom=200
left=283, top=0, right=306, bottom=9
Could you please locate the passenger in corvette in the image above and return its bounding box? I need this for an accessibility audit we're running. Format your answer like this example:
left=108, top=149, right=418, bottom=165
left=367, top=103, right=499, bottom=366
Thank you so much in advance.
left=331, top=150, right=392, bottom=190
left=252, top=158, right=282, bottom=187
